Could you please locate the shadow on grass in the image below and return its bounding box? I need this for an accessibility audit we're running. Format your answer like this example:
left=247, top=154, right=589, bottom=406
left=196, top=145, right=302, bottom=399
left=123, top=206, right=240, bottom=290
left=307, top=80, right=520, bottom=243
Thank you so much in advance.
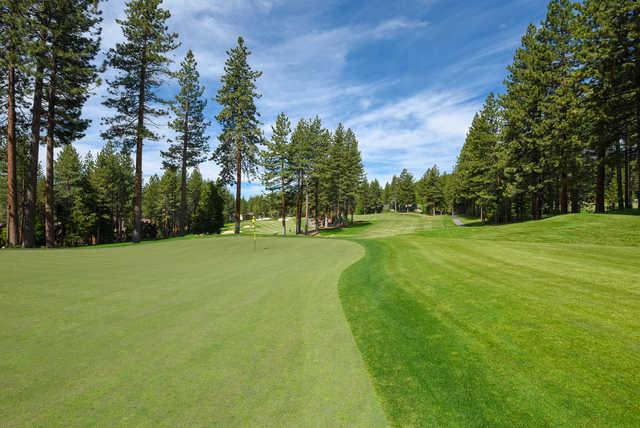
left=609, top=208, right=640, bottom=216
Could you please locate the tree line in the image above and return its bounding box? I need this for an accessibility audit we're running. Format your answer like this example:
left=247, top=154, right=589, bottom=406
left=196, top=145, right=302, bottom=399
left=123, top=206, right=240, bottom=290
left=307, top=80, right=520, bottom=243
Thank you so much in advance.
left=373, top=167, right=455, bottom=216
left=454, top=0, right=639, bottom=222
left=262, top=114, right=363, bottom=235
left=0, top=0, right=364, bottom=247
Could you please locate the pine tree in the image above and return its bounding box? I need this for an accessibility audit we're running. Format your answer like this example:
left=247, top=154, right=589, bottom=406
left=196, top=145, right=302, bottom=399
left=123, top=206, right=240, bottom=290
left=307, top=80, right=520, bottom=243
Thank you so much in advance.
left=187, top=167, right=203, bottom=229
left=328, top=124, right=347, bottom=224
left=193, top=181, right=224, bottom=234
left=343, top=128, right=364, bottom=223
left=23, top=2, right=49, bottom=248
left=92, top=142, right=134, bottom=243
left=289, top=118, right=311, bottom=233
left=397, top=169, right=416, bottom=212
left=417, top=165, right=443, bottom=215
left=539, top=0, right=581, bottom=214
left=456, top=94, right=504, bottom=221
left=502, top=25, right=548, bottom=220
left=102, top=0, right=178, bottom=243
left=261, top=112, right=291, bottom=235
left=0, top=0, right=33, bottom=246
left=369, top=179, right=383, bottom=213
left=41, top=0, right=101, bottom=247
left=158, top=168, right=178, bottom=237
left=213, top=36, right=262, bottom=235
left=162, top=50, right=210, bottom=235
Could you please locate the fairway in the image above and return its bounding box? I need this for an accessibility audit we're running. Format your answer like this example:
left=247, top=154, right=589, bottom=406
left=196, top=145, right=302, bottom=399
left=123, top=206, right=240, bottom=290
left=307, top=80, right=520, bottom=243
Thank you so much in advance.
left=2, top=213, right=640, bottom=426
left=0, top=237, right=386, bottom=426
left=340, top=214, right=640, bottom=426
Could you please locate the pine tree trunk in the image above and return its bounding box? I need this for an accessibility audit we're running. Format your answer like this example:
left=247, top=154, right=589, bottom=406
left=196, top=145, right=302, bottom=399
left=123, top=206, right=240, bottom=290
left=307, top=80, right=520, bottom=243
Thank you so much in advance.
left=295, top=174, right=302, bottom=234
left=624, top=141, right=630, bottom=209
left=6, top=65, right=18, bottom=247
left=45, top=59, right=57, bottom=248
left=560, top=170, right=568, bottom=214
left=234, top=139, right=242, bottom=235
left=180, top=116, right=188, bottom=235
left=304, top=188, right=309, bottom=235
left=314, top=181, right=319, bottom=232
left=24, top=63, right=44, bottom=248
left=280, top=169, right=286, bottom=236
left=616, top=140, right=624, bottom=210
left=132, top=60, right=147, bottom=243
left=636, top=91, right=640, bottom=209
left=595, top=144, right=606, bottom=214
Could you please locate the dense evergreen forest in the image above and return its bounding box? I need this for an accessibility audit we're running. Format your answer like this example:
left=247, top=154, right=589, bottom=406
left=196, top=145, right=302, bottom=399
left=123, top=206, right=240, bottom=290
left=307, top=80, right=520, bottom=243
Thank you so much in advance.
left=455, top=0, right=639, bottom=222
left=374, top=0, right=639, bottom=222
left=0, top=0, right=364, bottom=247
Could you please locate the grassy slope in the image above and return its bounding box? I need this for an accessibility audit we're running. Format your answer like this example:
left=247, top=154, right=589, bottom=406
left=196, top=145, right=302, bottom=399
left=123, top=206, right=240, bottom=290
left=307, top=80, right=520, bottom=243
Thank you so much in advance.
left=0, top=237, right=386, bottom=426
left=322, top=212, right=452, bottom=238
left=340, top=213, right=640, bottom=426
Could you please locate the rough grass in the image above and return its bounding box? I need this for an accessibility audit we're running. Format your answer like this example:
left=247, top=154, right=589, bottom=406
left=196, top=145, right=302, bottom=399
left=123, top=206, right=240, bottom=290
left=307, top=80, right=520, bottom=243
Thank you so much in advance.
left=0, top=236, right=386, bottom=426
left=339, top=213, right=640, bottom=426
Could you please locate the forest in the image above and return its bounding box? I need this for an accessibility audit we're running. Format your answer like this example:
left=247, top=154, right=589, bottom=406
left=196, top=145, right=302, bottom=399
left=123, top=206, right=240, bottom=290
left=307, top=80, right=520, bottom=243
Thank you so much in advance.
left=0, top=0, right=364, bottom=247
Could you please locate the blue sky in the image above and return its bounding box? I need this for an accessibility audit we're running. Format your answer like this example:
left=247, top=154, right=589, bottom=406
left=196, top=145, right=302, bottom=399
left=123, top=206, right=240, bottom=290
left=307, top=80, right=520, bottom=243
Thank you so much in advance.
left=69, top=0, right=549, bottom=196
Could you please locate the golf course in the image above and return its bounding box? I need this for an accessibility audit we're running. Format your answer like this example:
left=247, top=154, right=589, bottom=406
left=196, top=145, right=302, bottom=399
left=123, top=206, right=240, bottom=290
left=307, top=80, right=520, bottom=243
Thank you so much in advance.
left=1, top=212, right=639, bottom=426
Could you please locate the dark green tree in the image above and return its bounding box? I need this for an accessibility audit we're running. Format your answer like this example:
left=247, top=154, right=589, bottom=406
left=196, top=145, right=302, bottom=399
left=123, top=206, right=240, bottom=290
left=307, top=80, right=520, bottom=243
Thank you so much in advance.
left=102, top=0, right=179, bottom=243
left=0, top=0, right=33, bottom=246
left=397, top=168, right=416, bottom=212
left=213, top=36, right=262, bottom=235
left=193, top=181, right=225, bottom=234
left=262, top=112, right=292, bottom=236
left=162, top=50, right=210, bottom=235
left=42, top=0, right=101, bottom=247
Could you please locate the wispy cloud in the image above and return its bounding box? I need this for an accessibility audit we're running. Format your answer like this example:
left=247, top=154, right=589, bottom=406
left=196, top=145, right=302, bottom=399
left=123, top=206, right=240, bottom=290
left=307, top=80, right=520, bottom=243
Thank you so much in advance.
left=61, top=0, right=547, bottom=196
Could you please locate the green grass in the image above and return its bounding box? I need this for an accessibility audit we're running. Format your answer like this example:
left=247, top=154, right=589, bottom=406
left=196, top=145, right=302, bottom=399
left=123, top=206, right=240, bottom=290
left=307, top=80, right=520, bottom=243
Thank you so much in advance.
left=3, top=211, right=639, bottom=426
left=321, top=212, right=453, bottom=238
left=0, top=236, right=386, bottom=426
left=339, top=213, right=640, bottom=426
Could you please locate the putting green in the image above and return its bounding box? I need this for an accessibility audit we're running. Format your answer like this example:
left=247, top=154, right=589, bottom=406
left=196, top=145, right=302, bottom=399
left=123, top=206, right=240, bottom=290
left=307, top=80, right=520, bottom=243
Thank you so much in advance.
left=0, top=237, right=386, bottom=426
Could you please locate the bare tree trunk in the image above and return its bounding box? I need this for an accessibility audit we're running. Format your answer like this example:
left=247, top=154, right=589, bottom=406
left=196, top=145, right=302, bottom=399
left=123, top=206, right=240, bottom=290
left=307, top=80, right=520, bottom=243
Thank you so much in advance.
left=304, top=188, right=309, bottom=235
left=616, top=140, right=624, bottom=210
left=234, top=138, right=242, bottom=235
left=295, top=174, right=302, bottom=234
left=45, top=59, right=58, bottom=248
left=314, top=181, right=319, bottom=232
left=280, top=169, right=286, bottom=236
left=560, top=170, right=568, bottom=214
left=24, top=62, right=44, bottom=248
left=6, top=65, right=18, bottom=247
left=624, top=141, right=630, bottom=209
left=595, top=144, right=606, bottom=214
left=180, top=111, right=188, bottom=235
left=132, top=61, right=147, bottom=243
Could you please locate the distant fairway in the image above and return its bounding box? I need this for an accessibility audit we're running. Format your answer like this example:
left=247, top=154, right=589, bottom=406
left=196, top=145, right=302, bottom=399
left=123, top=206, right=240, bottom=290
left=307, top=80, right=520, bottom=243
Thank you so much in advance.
left=340, top=213, right=640, bottom=426
left=0, top=237, right=385, bottom=426
left=321, top=212, right=452, bottom=238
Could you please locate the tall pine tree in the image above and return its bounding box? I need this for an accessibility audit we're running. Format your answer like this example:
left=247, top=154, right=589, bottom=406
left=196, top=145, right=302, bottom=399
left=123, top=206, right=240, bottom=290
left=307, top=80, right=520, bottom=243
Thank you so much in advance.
left=213, top=36, right=262, bottom=235
left=42, top=0, right=101, bottom=247
left=261, top=112, right=291, bottom=236
left=161, top=50, right=210, bottom=235
left=102, top=0, right=178, bottom=243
